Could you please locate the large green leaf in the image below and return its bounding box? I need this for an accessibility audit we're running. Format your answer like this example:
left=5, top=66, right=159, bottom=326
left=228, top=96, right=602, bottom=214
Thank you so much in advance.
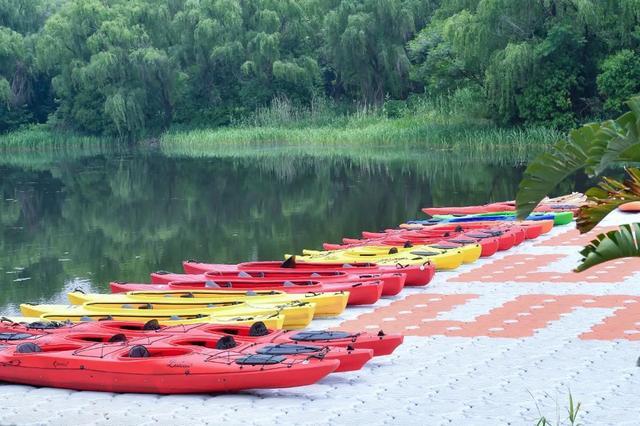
left=591, top=98, right=640, bottom=175
left=515, top=124, right=594, bottom=219
left=576, top=168, right=640, bottom=233
left=517, top=96, right=640, bottom=221
left=576, top=223, right=640, bottom=272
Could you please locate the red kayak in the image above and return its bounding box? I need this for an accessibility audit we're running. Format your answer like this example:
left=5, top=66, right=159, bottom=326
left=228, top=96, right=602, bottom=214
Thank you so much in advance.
left=360, top=231, right=501, bottom=256
left=0, top=319, right=403, bottom=358
left=182, top=258, right=435, bottom=287
left=151, top=270, right=405, bottom=297
left=328, top=230, right=500, bottom=258
left=0, top=336, right=340, bottom=393
left=397, top=223, right=527, bottom=249
left=0, top=330, right=371, bottom=375
left=110, top=278, right=384, bottom=306
left=351, top=224, right=523, bottom=254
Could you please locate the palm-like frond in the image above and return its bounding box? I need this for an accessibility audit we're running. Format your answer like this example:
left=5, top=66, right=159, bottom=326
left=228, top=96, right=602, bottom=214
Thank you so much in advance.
left=515, top=124, right=594, bottom=218
left=576, top=223, right=640, bottom=272
left=591, top=99, right=640, bottom=174
left=517, top=97, right=640, bottom=221
left=576, top=168, right=640, bottom=233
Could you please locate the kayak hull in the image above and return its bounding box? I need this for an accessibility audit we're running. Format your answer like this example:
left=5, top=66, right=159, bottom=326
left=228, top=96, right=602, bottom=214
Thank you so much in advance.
left=183, top=260, right=435, bottom=287
left=111, top=280, right=384, bottom=306
left=0, top=320, right=404, bottom=358
left=0, top=346, right=339, bottom=393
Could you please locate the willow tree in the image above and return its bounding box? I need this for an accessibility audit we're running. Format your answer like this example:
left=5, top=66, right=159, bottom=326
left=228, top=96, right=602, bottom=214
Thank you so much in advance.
left=169, top=0, right=245, bottom=124
left=240, top=0, right=320, bottom=107
left=0, top=0, right=50, bottom=34
left=36, top=0, right=182, bottom=137
left=321, top=0, right=417, bottom=104
left=410, top=0, right=640, bottom=127
left=0, top=0, right=53, bottom=132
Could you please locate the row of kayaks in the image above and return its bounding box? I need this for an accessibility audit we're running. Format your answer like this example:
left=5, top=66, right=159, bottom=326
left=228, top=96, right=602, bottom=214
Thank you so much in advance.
left=13, top=210, right=574, bottom=327
left=0, top=205, right=576, bottom=393
left=0, top=319, right=402, bottom=393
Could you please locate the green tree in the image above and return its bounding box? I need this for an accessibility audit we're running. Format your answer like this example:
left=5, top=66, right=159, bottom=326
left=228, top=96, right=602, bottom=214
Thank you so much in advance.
left=0, top=0, right=54, bottom=133
left=2, top=0, right=640, bottom=136
left=409, top=0, right=640, bottom=127
left=321, top=0, right=417, bottom=104
left=597, top=49, right=640, bottom=115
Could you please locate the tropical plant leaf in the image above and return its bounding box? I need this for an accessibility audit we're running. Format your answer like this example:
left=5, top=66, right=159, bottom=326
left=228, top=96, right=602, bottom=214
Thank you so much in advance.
left=516, top=124, right=595, bottom=219
left=576, top=168, right=640, bottom=233
left=575, top=223, right=640, bottom=272
left=591, top=98, right=640, bottom=175
left=517, top=96, right=640, bottom=220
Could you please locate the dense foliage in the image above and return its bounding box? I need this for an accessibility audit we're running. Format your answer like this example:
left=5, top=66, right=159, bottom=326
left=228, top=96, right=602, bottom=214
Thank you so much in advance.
left=1, top=0, right=639, bottom=138
left=514, top=95, right=640, bottom=272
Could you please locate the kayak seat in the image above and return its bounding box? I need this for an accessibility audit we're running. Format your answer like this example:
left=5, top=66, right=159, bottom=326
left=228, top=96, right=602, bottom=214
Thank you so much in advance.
left=128, top=345, right=150, bottom=358
left=142, top=319, right=161, bottom=331
left=108, top=333, right=127, bottom=343
left=281, top=256, right=296, bottom=268
left=249, top=322, right=269, bottom=337
left=16, top=342, right=42, bottom=353
left=215, top=335, right=237, bottom=350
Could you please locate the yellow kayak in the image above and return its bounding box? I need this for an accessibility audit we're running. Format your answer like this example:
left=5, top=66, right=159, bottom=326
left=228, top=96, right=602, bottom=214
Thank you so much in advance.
left=312, top=243, right=482, bottom=265
left=296, top=243, right=472, bottom=270
left=20, top=300, right=311, bottom=329
left=9, top=311, right=285, bottom=329
left=67, top=290, right=348, bottom=318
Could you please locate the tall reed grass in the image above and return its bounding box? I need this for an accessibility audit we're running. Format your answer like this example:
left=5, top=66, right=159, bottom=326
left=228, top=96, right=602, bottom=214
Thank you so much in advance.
left=1, top=96, right=563, bottom=159
left=161, top=95, right=561, bottom=160
left=0, top=125, right=112, bottom=151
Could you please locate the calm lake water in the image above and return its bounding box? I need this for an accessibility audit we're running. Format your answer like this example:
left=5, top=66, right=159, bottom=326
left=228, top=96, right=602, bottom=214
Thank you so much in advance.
left=0, top=145, right=579, bottom=314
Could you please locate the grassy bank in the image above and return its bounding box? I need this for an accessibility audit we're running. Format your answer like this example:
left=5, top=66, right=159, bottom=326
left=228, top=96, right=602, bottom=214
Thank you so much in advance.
left=161, top=122, right=559, bottom=158
left=1, top=98, right=563, bottom=159
left=0, top=125, right=112, bottom=150
left=160, top=97, right=561, bottom=158
left=0, top=125, right=124, bottom=169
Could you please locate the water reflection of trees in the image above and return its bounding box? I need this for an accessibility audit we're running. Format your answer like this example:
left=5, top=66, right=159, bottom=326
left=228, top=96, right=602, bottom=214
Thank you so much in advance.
left=0, top=148, right=572, bottom=310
